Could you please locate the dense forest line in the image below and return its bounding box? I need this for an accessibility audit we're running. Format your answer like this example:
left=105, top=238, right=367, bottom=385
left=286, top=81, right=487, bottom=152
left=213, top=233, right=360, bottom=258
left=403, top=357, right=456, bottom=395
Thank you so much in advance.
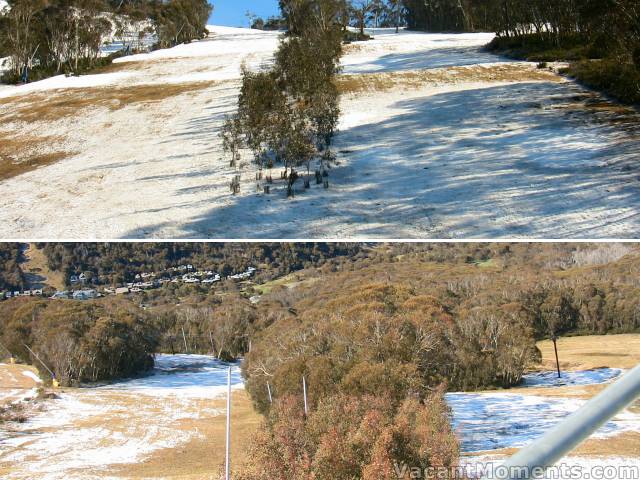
left=243, top=243, right=640, bottom=411
left=403, top=0, right=640, bottom=104
left=0, top=244, right=25, bottom=291
left=0, top=297, right=157, bottom=385
left=0, top=0, right=211, bottom=83
left=38, top=242, right=364, bottom=287
left=235, top=242, right=640, bottom=477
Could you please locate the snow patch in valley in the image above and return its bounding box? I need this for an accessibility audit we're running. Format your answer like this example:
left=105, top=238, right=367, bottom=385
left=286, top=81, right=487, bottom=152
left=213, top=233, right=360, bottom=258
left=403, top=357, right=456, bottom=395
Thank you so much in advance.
left=96, top=354, right=243, bottom=398
left=447, top=392, right=638, bottom=453
left=521, top=368, right=623, bottom=388
left=447, top=369, right=639, bottom=453
left=0, top=354, right=240, bottom=479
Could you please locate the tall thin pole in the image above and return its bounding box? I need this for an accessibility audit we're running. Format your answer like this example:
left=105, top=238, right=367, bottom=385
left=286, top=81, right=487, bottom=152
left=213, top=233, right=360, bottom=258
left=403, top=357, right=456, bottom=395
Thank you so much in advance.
left=225, top=366, right=231, bottom=480
left=302, top=376, right=308, bottom=417
left=552, top=335, right=561, bottom=379
left=181, top=327, right=188, bottom=353
left=23, top=344, right=55, bottom=379
left=267, top=381, right=273, bottom=404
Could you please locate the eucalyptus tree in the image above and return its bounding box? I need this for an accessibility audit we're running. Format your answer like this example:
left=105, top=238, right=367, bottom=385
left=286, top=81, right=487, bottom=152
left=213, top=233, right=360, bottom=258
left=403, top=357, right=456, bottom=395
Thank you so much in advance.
left=227, top=0, right=345, bottom=197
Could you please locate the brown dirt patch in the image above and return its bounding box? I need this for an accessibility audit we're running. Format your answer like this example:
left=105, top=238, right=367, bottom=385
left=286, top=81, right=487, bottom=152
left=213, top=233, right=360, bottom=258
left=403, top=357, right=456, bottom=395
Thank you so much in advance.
left=0, top=81, right=216, bottom=124
left=576, top=431, right=640, bottom=458
left=22, top=243, right=66, bottom=291
left=465, top=431, right=640, bottom=460
left=335, top=64, right=562, bottom=94
left=0, top=132, right=74, bottom=182
left=0, top=363, right=41, bottom=407
left=108, top=390, right=261, bottom=479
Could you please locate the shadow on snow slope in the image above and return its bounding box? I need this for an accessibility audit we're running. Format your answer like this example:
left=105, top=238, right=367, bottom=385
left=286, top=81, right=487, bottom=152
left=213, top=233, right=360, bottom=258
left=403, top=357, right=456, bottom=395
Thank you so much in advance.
left=122, top=81, right=640, bottom=239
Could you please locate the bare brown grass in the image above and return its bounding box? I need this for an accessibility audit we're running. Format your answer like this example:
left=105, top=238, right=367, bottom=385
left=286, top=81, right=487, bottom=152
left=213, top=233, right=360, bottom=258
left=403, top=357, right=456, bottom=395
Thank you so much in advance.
left=0, top=82, right=214, bottom=179
left=0, top=81, right=215, bottom=124
left=0, top=132, right=74, bottom=182
left=335, top=64, right=562, bottom=94
left=536, top=334, right=640, bottom=371
left=22, top=243, right=66, bottom=291
left=0, top=363, right=42, bottom=407
left=109, top=390, right=261, bottom=479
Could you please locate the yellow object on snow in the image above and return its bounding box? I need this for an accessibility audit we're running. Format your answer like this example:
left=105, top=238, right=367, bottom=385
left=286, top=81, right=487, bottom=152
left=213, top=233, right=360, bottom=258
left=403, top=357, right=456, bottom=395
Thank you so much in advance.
left=52, top=379, right=59, bottom=388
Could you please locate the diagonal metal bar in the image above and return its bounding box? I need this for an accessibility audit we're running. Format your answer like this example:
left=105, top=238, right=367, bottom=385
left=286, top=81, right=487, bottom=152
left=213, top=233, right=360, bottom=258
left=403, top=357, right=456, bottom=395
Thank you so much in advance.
left=496, top=364, right=640, bottom=479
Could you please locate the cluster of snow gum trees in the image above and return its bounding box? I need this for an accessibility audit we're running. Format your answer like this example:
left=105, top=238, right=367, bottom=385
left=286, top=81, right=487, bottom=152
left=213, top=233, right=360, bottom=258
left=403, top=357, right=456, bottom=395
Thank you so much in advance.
left=403, top=0, right=639, bottom=68
left=0, top=0, right=211, bottom=83
left=222, top=0, right=345, bottom=198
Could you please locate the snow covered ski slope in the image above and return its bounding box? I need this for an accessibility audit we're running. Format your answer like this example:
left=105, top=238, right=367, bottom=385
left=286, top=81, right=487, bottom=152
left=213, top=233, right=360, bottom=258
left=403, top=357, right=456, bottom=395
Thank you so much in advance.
left=1, top=27, right=639, bottom=238
left=0, top=355, right=242, bottom=479
left=452, top=368, right=640, bottom=480
left=447, top=368, right=637, bottom=453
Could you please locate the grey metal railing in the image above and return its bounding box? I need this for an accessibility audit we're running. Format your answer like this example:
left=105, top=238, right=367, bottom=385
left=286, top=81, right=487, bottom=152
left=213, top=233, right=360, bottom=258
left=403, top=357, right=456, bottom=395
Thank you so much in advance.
left=496, top=363, right=640, bottom=479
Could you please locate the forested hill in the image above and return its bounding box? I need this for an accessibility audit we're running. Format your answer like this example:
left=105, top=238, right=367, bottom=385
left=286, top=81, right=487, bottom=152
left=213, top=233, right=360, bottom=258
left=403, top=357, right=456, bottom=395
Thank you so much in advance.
left=243, top=242, right=640, bottom=404
left=403, top=0, right=640, bottom=104
left=0, top=243, right=25, bottom=291
left=0, top=0, right=212, bottom=83
left=37, top=242, right=366, bottom=287
left=2, top=243, right=639, bottom=390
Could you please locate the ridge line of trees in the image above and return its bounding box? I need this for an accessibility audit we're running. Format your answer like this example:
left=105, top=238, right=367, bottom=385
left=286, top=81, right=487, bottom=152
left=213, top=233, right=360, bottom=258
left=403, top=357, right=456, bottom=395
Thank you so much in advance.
left=0, top=0, right=212, bottom=84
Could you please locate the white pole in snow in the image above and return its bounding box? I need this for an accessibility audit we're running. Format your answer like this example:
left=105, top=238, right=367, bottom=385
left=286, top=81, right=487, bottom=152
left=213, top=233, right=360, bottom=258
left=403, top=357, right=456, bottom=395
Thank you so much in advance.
left=181, top=327, right=188, bottom=353
left=302, top=376, right=308, bottom=417
left=225, top=366, right=231, bottom=480
left=495, top=363, right=640, bottom=479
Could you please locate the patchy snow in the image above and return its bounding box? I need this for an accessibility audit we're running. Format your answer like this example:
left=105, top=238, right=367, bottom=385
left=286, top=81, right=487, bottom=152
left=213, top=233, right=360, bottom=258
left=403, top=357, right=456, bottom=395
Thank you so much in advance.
left=447, top=369, right=640, bottom=453
left=446, top=391, right=639, bottom=453
left=1, top=27, right=640, bottom=238
left=96, top=354, right=243, bottom=398
left=0, top=354, right=241, bottom=479
left=342, top=30, right=498, bottom=74
left=21, top=370, right=43, bottom=383
left=521, top=368, right=623, bottom=388
left=0, top=26, right=279, bottom=100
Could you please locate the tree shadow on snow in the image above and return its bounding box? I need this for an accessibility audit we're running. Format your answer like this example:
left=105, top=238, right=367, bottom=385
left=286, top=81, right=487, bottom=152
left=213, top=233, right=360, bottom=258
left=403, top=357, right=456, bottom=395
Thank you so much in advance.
left=121, top=81, right=640, bottom=239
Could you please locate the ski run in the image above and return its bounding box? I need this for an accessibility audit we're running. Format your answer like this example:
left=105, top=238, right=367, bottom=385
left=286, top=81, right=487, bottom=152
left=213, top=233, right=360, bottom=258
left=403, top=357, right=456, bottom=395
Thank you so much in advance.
left=0, top=26, right=639, bottom=239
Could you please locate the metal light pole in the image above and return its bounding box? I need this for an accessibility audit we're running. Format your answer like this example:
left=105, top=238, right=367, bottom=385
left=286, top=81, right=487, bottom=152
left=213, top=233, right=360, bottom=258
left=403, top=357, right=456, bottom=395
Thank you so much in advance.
left=181, top=327, right=188, bottom=353
left=302, top=376, right=308, bottom=417
left=495, top=363, right=640, bottom=480
left=225, top=366, right=232, bottom=480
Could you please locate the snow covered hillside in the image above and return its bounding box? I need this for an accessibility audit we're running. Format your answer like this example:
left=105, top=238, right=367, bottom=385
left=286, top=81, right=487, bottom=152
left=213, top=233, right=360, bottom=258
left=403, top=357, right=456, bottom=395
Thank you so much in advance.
left=1, top=359, right=637, bottom=479
left=447, top=368, right=637, bottom=453
left=453, top=368, right=640, bottom=480
left=0, top=355, right=242, bottom=479
left=0, top=26, right=639, bottom=238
